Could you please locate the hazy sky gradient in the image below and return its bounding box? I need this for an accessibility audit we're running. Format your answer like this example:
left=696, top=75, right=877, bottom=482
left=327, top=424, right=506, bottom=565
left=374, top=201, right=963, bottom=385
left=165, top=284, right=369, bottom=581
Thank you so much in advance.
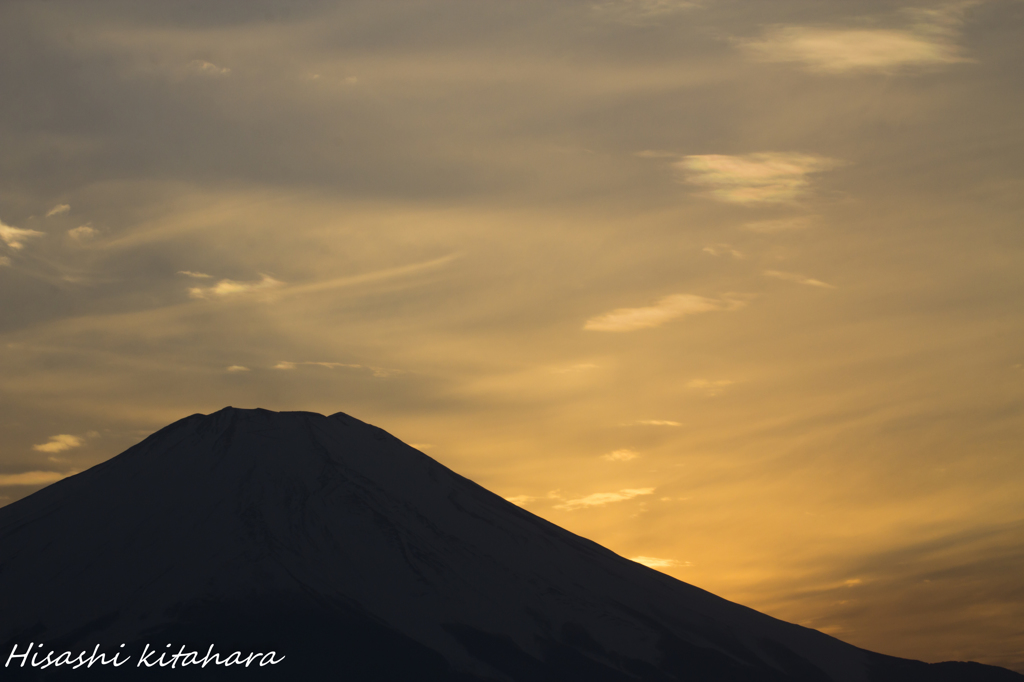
left=2, top=0, right=1022, bottom=671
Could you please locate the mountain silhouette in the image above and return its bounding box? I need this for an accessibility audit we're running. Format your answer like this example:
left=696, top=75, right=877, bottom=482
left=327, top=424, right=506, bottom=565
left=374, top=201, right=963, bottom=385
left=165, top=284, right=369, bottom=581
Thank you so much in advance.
left=1, top=407, right=1019, bottom=681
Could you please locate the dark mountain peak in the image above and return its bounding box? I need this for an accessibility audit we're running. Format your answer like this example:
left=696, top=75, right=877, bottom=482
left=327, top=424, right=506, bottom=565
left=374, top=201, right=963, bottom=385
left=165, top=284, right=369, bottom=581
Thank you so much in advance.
left=1, top=408, right=1019, bottom=681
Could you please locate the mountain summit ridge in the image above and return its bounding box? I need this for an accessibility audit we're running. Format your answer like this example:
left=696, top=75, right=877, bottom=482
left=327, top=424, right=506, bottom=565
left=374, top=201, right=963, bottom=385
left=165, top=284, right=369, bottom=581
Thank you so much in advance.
left=1, top=407, right=1019, bottom=681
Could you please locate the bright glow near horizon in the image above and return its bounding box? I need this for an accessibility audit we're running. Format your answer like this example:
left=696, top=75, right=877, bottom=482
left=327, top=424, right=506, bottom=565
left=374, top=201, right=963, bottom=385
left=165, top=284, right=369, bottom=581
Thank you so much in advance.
left=0, top=0, right=1021, bottom=672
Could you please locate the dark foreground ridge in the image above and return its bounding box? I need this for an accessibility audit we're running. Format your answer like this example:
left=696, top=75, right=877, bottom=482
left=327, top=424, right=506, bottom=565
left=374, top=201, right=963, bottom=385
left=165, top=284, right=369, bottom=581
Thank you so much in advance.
left=1, top=407, right=1019, bottom=681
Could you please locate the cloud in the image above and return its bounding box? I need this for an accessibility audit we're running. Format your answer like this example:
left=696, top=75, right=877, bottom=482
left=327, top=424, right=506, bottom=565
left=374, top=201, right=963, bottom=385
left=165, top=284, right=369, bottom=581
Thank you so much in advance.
left=634, top=420, right=682, bottom=426
left=585, top=293, right=747, bottom=332
left=742, top=27, right=969, bottom=73
left=703, top=243, right=744, bottom=258
left=188, top=60, right=231, bottom=76
left=635, top=149, right=678, bottom=158
left=0, top=256, right=9, bottom=267
left=550, top=363, right=599, bottom=374
left=0, top=471, right=70, bottom=486
left=306, top=361, right=362, bottom=370
left=504, top=495, right=535, bottom=506
left=675, top=153, right=843, bottom=204
left=273, top=361, right=400, bottom=377
left=686, top=378, right=733, bottom=389
left=276, top=361, right=360, bottom=370
left=177, top=270, right=212, bottom=278
left=278, top=253, right=460, bottom=299
left=0, top=220, right=45, bottom=250
left=739, top=4, right=979, bottom=73
left=764, top=270, right=835, bottom=288
left=631, top=556, right=692, bottom=568
left=188, top=274, right=284, bottom=299
left=31, top=434, right=83, bottom=453
left=46, top=204, right=71, bottom=217
left=555, top=487, right=655, bottom=511
left=592, top=0, right=699, bottom=25
left=602, top=448, right=639, bottom=462
left=226, top=365, right=250, bottom=372
left=744, top=216, right=817, bottom=233
left=686, top=379, right=735, bottom=395
left=67, top=226, right=97, bottom=241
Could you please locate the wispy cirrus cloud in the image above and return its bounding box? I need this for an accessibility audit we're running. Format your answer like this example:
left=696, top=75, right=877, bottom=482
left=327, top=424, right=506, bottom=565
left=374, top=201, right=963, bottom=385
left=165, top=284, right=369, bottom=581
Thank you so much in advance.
left=32, top=434, right=83, bottom=453
left=188, top=274, right=284, bottom=299
left=635, top=149, right=678, bottom=158
left=275, top=360, right=360, bottom=371
left=177, top=270, right=212, bottom=278
left=592, top=0, right=699, bottom=25
left=686, top=379, right=735, bottom=396
left=686, top=379, right=734, bottom=389
left=0, top=220, right=45, bottom=250
left=225, top=365, right=250, bottom=372
left=676, top=153, right=843, bottom=205
left=744, top=216, right=817, bottom=233
left=631, top=556, right=692, bottom=568
left=550, top=363, right=599, bottom=374
left=0, top=471, right=71, bottom=486
left=188, top=60, right=231, bottom=76
left=585, top=293, right=746, bottom=332
left=703, top=243, right=744, bottom=258
left=554, top=487, right=655, bottom=511
left=602, top=449, right=639, bottom=462
left=634, top=420, right=682, bottom=426
left=739, top=2, right=980, bottom=73
left=274, top=361, right=401, bottom=377
left=46, top=204, right=71, bottom=217
left=68, top=226, right=97, bottom=241
left=764, top=270, right=835, bottom=288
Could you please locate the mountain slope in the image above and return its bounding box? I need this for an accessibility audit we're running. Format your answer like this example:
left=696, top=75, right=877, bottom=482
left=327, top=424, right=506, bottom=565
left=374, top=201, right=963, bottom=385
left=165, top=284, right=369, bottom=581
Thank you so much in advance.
left=0, top=408, right=1018, bottom=681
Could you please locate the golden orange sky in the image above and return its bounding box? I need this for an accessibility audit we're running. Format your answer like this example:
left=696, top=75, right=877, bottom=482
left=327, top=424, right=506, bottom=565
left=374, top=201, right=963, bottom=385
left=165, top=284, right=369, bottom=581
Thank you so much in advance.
left=1, top=0, right=1022, bottom=672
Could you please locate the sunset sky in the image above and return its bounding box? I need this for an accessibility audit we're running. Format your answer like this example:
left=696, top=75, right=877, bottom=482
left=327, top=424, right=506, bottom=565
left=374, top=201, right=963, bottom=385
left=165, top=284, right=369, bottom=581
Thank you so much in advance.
left=1, top=0, right=1022, bottom=672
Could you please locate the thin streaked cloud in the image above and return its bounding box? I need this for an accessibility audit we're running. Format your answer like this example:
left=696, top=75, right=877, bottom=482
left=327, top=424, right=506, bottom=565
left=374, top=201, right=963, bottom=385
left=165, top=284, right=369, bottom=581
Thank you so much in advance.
left=0, top=220, right=45, bottom=251
left=592, top=0, right=699, bottom=25
left=67, top=226, right=97, bottom=241
left=631, top=556, right=692, bottom=568
left=554, top=487, right=655, bottom=511
left=188, top=275, right=284, bottom=299
left=188, top=60, right=231, bottom=76
left=744, top=216, right=817, bottom=233
left=274, top=361, right=401, bottom=377
left=675, top=153, right=843, bottom=204
left=0, top=471, right=70, bottom=486
left=764, top=270, right=836, bottom=288
left=601, top=448, right=639, bottom=462
left=635, top=149, right=678, bottom=158
left=703, top=244, right=744, bottom=258
left=739, top=3, right=980, bottom=73
left=226, top=365, right=250, bottom=372
left=275, top=360, right=360, bottom=370
left=46, top=204, right=71, bottom=217
left=550, top=363, right=599, bottom=374
left=31, top=434, right=83, bottom=453
left=585, top=294, right=747, bottom=332
left=177, top=271, right=212, bottom=278
left=686, top=379, right=735, bottom=396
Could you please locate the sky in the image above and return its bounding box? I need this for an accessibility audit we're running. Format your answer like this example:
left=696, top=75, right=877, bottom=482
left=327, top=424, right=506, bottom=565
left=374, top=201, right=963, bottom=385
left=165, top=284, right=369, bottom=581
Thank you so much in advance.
left=1, top=0, right=1022, bottom=672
